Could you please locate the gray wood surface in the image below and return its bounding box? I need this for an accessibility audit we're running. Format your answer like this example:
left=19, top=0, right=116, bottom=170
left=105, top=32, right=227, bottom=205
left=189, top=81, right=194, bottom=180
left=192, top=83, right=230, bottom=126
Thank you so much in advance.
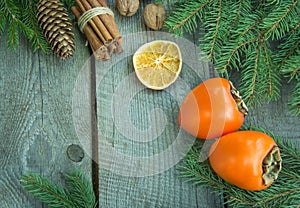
left=0, top=0, right=299, bottom=207
left=95, top=1, right=223, bottom=208
left=246, top=81, right=300, bottom=140
left=0, top=28, right=92, bottom=207
left=95, top=1, right=299, bottom=208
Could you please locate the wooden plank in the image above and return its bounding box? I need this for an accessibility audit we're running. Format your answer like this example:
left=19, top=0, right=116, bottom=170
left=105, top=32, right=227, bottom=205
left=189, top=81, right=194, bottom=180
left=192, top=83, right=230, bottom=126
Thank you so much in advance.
left=94, top=1, right=300, bottom=207
left=245, top=81, right=300, bottom=141
left=95, top=1, right=223, bottom=207
left=228, top=72, right=300, bottom=142
left=0, top=27, right=93, bottom=207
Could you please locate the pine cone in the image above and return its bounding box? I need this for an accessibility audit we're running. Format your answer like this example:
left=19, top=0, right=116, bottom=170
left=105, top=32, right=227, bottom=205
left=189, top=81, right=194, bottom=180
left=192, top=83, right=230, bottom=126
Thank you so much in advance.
left=37, top=0, right=75, bottom=59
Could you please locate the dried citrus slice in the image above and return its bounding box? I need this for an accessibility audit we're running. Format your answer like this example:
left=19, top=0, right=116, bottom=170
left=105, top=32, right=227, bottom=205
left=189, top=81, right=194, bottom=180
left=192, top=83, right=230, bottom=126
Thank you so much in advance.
left=133, top=40, right=182, bottom=90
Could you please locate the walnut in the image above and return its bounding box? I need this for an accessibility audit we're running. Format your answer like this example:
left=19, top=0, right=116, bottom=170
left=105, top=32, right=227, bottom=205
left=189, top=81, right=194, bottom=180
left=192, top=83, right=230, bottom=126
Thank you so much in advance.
left=116, top=0, right=139, bottom=17
left=143, top=4, right=166, bottom=30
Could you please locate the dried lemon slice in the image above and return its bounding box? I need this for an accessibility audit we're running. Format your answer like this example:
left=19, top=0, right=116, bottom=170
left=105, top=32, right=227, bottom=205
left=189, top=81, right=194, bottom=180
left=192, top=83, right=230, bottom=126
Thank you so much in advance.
left=133, top=40, right=182, bottom=90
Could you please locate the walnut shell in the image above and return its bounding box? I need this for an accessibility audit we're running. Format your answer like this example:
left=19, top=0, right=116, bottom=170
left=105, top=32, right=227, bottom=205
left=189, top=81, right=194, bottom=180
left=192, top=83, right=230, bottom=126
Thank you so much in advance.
left=116, top=0, right=139, bottom=17
left=143, top=4, right=166, bottom=30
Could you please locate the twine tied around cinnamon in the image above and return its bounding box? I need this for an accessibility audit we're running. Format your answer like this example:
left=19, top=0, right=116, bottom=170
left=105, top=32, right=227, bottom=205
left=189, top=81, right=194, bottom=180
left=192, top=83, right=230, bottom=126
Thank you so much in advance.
left=71, top=0, right=123, bottom=61
left=77, top=7, right=114, bottom=33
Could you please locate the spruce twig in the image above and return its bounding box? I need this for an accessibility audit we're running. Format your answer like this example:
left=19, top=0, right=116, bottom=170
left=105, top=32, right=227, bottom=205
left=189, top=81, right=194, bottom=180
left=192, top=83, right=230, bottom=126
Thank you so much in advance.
left=21, top=0, right=50, bottom=53
left=289, top=81, right=300, bottom=115
left=172, top=0, right=213, bottom=32
left=65, top=170, right=97, bottom=208
left=164, top=0, right=300, bottom=114
left=20, top=173, right=76, bottom=208
left=164, top=0, right=213, bottom=36
left=177, top=126, right=300, bottom=208
left=0, top=0, right=74, bottom=52
left=21, top=169, right=97, bottom=208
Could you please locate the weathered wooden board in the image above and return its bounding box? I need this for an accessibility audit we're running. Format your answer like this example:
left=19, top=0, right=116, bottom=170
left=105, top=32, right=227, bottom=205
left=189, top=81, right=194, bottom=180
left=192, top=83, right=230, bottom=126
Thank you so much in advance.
left=245, top=81, right=300, bottom=141
left=0, top=28, right=93, bottom=207
left=94, top=1, right=300, bottom=208
left=0, top=0, right=299, bottom=207
left=229, top=73, right=300, bottom=141
left=95, top=1, right=223, bottom=207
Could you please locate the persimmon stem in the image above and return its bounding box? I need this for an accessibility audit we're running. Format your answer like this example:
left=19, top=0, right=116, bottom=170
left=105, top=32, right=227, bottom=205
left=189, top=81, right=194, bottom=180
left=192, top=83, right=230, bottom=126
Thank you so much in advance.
left=229, top=81, right=248, bottom=116
left=262, top=146, right=282, bottom=186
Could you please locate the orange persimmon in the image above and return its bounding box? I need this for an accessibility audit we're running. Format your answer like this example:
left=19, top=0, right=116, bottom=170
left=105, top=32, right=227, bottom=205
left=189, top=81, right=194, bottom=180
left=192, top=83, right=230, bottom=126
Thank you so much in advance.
left=178, top=78, right=247, bottom=139
left=209, top=131, right=282, bottom=191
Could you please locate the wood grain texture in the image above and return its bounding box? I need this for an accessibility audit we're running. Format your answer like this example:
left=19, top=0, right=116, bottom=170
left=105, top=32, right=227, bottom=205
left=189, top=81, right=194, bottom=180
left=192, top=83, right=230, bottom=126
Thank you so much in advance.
left=95, top=1, right=223, bottom=207
left=0, top=0, right=298, bottom=207
left=229, top=73, right=300, bottom=142
left=0, top=27, right=93, bottom=207
left=245, top=81, right=300, bottom=141
left=94, top=1, right=300, bottom=208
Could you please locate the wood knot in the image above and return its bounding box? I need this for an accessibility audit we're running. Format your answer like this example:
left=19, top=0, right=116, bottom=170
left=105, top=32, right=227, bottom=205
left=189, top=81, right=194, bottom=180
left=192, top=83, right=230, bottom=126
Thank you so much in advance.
left=67, top=144, right=84, bottom=162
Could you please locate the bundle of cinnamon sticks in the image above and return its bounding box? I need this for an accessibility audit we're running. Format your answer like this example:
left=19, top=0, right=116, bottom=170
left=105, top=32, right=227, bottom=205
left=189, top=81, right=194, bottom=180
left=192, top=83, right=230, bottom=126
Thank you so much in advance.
left=71, top=0, right=123, bottom=61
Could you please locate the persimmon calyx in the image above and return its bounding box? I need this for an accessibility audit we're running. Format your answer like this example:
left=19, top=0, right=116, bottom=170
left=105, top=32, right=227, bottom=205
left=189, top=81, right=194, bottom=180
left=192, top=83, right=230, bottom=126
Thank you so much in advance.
left=262, top=146, right=282, bottom=186
left=229, top=81, right=248, bottom=116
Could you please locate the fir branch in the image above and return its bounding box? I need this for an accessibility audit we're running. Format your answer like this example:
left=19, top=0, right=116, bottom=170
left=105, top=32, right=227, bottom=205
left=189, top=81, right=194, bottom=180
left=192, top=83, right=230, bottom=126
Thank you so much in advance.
left=280, top=43, right=300, bottom=73
left=21, top=169, right=97, bottom=208
left=252, top=0, right=281, bottom=11
left=261, top=0, right=299, bottom=40
left=7, top=21, right=19, bottom=49
left=65, top=170, right=97, bottom=208
left=2, top=0, right=27, bottom=49
left=239, top=42, right=261, bottom=105
left=164, top=0, right=213, bottom=36
left=262, top=44, right=281, bottom=100
left=165, top=0, right=299, bottom=112
left=238, top=12, right=262, bottom=38
left=218, top=39, right=257, bottom=73
left=274, top=30, right=299, bottom=80
left=275, top=29, right=300, bottom=114
left=281, top=55, right=300, bottom=80
left=239, top=41, right=281, bottom=104
left=178, top=150, right=227, bottom=190
left=207, top=0, right=222, bottom=59
left=290, top=22, right=300, bottom=33
left=251, top=44, right=260, bottom=102
left=20, top=0, right=50, bottom=53
left=0, top=0, right=73, bottom=52
left=0, top=3, right=6, bottom=36
left=172, top=0, right=212, bottom=31
left=200, top=1, right=245, bottom=65
left=226, top=0, right=244, bottom=36
left=20, top=173, right=76, bottom=208
left=178, top=126, right=300, bottom=208
left=289, top=81, right=300, bottom=115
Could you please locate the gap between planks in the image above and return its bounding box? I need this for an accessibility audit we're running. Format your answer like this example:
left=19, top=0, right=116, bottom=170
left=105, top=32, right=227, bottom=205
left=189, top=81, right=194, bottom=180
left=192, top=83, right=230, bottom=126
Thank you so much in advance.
left=90, top=54, right=100, bottom=207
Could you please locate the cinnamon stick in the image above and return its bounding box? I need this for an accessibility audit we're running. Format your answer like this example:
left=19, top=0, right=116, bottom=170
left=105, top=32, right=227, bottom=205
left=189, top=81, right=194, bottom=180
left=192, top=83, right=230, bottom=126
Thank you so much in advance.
left=113, top=40, right=123, bottom=54
left=71, top=6, right=109, bottom=61
left=98, top=0, right=123, bottom=49
left=88, top=0, right=122, bottom=40
left=72, top=0, right=122, bottom=61
left=107, top=42, right=116, bottom=55
left=98, top=0, right=107, bottom=7
left=97, top=0, right=121, bottom=40
left=76, top=0, right=113, bottom=44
